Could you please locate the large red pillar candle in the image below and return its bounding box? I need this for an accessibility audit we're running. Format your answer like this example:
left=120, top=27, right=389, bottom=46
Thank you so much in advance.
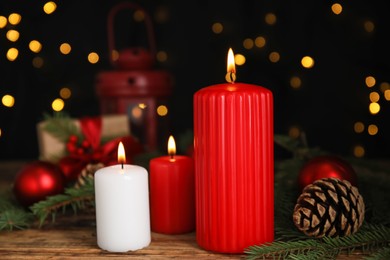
left=193, top=48, right=274, bottom=253
left=149, top=136, right=195, bottom=234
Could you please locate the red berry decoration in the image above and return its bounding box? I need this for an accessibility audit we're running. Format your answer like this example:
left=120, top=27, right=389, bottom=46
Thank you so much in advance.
left=298, top=155, right=357, bottom=191
left=13, top=161, right=65, bottom=207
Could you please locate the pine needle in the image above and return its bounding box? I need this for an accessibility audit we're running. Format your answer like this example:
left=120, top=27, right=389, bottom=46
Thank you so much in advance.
left=29, top=178, right=95, bottom=227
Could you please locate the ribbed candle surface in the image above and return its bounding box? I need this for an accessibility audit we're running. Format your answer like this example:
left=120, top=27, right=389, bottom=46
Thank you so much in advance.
left=193, top=82, right=274, bottom=253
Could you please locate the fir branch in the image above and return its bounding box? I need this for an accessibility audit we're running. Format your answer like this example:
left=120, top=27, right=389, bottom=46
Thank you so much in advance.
left=0, top=208, right=33, bottom=231
left=42, top=112, right=82, bottom=143
left=244, top=225, right=390, bottom=259
left=364, top=246, right=390, bottom=260
left=30, top=178, right=95, bottom=227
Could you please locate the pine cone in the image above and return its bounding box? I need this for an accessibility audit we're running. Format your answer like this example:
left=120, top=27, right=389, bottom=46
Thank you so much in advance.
left=74, top=163, right=104, bottom=188
left=293, top=177, right=365, bottom=238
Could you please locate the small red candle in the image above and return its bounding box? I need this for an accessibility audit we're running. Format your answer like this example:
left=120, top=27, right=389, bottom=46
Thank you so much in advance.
left=149, top=135, right=195, bottom=234
left=193, top=48, right=274, bottom=253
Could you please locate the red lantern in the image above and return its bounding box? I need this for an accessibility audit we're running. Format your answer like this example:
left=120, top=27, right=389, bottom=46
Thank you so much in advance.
left=95, top=2, right=173, bottom=151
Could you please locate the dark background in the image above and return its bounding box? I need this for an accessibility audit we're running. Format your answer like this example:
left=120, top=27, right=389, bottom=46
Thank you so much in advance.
left=0, top=0, right=389, bottom=160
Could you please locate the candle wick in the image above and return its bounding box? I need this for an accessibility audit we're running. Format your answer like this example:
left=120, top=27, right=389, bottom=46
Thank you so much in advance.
left=230, top=72, right=236, bottom=83
left=121, top=163, right=124, bottom=169
left=170, top=154, right=174, bottom=160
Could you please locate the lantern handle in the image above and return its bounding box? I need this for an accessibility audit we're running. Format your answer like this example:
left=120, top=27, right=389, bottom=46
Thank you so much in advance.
left=107, top=2, right=156, bottom=67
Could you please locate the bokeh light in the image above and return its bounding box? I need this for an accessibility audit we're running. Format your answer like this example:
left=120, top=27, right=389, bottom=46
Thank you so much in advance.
left=269, top=52, right=280, bottom=63
left=59, top=87, right=72, bottom=99
left=157, top=105, right=168, bottom=116
left=43, top=2, right=57, bottom=14
left=290, top=76, right=302, bottom=89
left=29, top=40, right=42, bottom=53
left=8, top=13, right=21, bottom=25
left=52, top=98, right=65, bottom=112
left=32, top=57, right=44, bottom=68
left=369, top=102, right=380, bottom=115
left=255, top=36, right=266, bottom=48
left=88, top=52, right=99, bottom=64
left=367, top=124, right=378, bottom=135
left=2, top=94, right=15, bottom=107
left=353, top=145, right=365, bottom=158
left=331, top=3, right=343, bottom=15
left=243, top=38, right=254, bottom=49
left=0, top=16, right=7, bottom=28
left=59, top=43, right=72, bottom=55
left=234, top=54, right=246, bottom=66
left=6, top=30, right=19, bottom=42
left=301, top=56, right=315, bottom=68
left=6, top=48, right=19, bottom=61
left=212, top=22, right=223, bottom=34
left=365, top=76, right=376, bottom=87
left=265, top=13, right=277, bottom=25
left=354, top=121, right=365, bottom=133
left=156, top=51, right=167, bottom=62
left=133, top=10, right=145, bottom=22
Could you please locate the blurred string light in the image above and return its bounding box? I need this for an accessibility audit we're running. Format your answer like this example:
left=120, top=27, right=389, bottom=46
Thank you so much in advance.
left=156, top=51, right=167, bottom=62
left=243, top=38, right=254, bottom=49
left=265, top=13, right=277, bottom=25
left=331, top=3, right=343, bottom=15
left=369, top=102, right=380, bottom=114
left=88, top=52, right=99, bottom=64
left=255, top=36, right=266, bottom=48
left=2, top=94, right=15, bottom=107
left=369, top=91, right=380, bottom=102
left=29, top=40, right=42, bottom=53
left=6, top=48, right=18, bottom=61
left=6, top=30, right=19, bottom=42
left=367, top=124, right=378, bottom=135
left=301, top=56, right=315, bottom=68
left=133, top=10, right=145, bottom=22
left=43, top=2, right=57, bottom=15
left=354, top=121, right=365, bottom=133
left=52, top=98, right=64, bottom=111
left=365, top=75, right=375, bottom=87
left=60, top=43, right=72, bottom=55
left=385, top=90, right=390, bottom=101
left=353, top=145, right=365, bottom=158
left=234, top=54, right=246, bottom=66
left=380, top=82, right=390, bottom=92
left=59, top=87, right=71, bottom=99
left=212, top=22, right=223, bottom=34
left=0, top=16, right=7, bottom=28
left=32, top=57, right=44, bottom=68
left=138, top=103, right=147, bottom=109
left=364, top=20, right=375, bottom=33
left=157, top=105, right=168, bottom=116
left=8, top=13, right=21, bottom=25
left=290, top=76, right=302, bottom=89
left=269, top=51, right=280, bottom=63
left=288, top=125, right=301, bottom=139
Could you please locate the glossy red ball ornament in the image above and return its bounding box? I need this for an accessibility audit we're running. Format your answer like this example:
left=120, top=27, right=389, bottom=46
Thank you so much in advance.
left=13, top=161, right=65, bottom=207
left=298, top=155, right=357, bottom=191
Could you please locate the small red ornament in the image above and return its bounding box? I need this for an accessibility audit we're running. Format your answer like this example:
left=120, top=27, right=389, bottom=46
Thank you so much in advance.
left=298, top=155, right=357, bottom=191
left=13, top=161, right=65, bottom=207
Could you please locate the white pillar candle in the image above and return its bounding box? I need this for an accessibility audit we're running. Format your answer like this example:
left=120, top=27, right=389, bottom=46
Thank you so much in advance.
left=94, top=143, right=151, bottom=252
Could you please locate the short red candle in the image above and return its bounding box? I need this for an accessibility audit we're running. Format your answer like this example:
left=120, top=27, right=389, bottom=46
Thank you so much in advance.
left=193, top=48, right=274, bottom=253
left=149, top=136, right=195, bottom=234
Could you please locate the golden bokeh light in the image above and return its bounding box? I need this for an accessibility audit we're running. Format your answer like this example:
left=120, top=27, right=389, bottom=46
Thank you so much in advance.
left=2, top=94, right=15, bottom=107
left=0, top=16, right=7, bottom=28
left=131, top=106, right=142, bottom=119
left=8, top=13, right=21, bottom=25
left=331, top=3, right=343, bottom=15
left=364, top=20, right=375, bottom=33
left=29, top=40, right=42, bottom=53
left=60, top=87, right=72, bottom=99
left=243, top=38, right=254, bottom=49
left=60, top=43, right=72, bottom=55
left=354, top=121, right=364, bottom=133
left=288, top=126, right=301, bottom=139
left=133, top=10, right=145, bottom=22
left=353, top=145, right=365, bottom=158
left=6, top=48, right=19, bottom=61
left=290, top=76, right=302, bottom=89
left=369, top=102, right=380, bottom=114
left=156, top=51, right=167, bottom=62
left=269, top=52, right=280, bottom=63
left=6, top=30, right=19, bottom=42
left=52, top=98, right=64, bottom=112
left=380, top=82, right=390, bottom=92
left=157, top=105, right=168, bottom=116
left=255, top=36, right=266, bottom=48
left=301, top=56, right=315, bottom=68
left=212, top=22, right=223, bottom=34
left=43, top=1, right=57, bottom=14
left=385, top=90, right=390, bottom=101
left=32, top=57, right=44, bottom=68
left=365, top=76, right=376, bottom=87
left=88, top=52, right=99, bottom=64
left=138, top=103, right=147, bottom=109
left=367, top=124, right=378, bottom=135
left=265, top=13, right=277, bottom=25
left=234, top=54, right=246, bottom=66
left=369, top=92, right=380, bottom=102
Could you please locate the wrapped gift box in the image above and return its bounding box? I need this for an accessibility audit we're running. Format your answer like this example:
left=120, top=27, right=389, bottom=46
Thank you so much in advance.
left=37, top=114, right=131, bottom=162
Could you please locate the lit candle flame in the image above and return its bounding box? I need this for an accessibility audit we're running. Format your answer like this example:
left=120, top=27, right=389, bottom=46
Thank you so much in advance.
left=168, top=135, right=176, bottom=159
left=118, top=141, right=126, bottom=168
left=226, top=48, right=236, bottom=83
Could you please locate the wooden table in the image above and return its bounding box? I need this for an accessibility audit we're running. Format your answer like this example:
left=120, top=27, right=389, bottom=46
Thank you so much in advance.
left=0, top=161, right=367, bottom=259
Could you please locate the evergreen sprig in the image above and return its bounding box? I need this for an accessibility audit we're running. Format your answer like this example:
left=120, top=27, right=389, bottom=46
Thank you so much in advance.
left=42, top=112, right=82, bottom=143
left=29, top=178, right=95, bottom=227
left=245, top=224, right=390, bottom=259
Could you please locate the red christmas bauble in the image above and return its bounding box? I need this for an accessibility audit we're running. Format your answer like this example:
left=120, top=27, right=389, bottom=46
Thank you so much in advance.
left=298, top=155, right=357, bottom=191
left=13, top=161, right=65, bottom=207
